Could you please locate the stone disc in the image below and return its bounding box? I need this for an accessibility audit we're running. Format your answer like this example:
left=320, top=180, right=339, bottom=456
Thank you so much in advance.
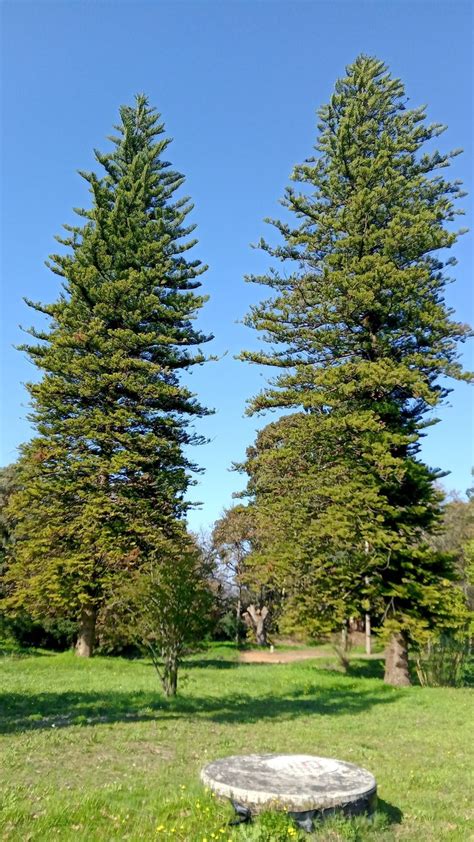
left=201, top=754, right=377, bottom=814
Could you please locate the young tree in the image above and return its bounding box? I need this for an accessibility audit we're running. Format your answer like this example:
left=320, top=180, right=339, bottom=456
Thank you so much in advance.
left=240, top=56, right=471, bottom=685
left=4, top=96, right=211, bottom=656
left=113, top=529, right=213, bottom=696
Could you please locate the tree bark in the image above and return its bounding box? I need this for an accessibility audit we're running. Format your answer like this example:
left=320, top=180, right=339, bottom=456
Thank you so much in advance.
left=255, top=615, right=267, bottom=646
left=364, top=556, right=371, bottom=655
left=384, top=632, right=411, bottom=686
left=245, top=604, right=269, bottom=646
left=75, top=605, right=97, bottom=657
left=235, top=590, right=242, bottom=648
left=162, top=651, right=178, bottom=697
left=365, top=613, right=372, bottom=655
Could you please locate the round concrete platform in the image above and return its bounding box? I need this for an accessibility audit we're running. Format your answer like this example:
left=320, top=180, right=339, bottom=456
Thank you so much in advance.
left=201, top=754, right=377, bottom=817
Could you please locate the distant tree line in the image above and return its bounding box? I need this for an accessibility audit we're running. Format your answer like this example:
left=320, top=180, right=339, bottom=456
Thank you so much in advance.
left=1, top=57, right=472, bottom=693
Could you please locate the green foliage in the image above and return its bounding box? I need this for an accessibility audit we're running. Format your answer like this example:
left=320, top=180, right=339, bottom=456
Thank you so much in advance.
left=1, top=463, right=79, bottom=652
left=0, top=465, right=18, bottom=566
left=212, top=505, right=256, bottom=600
left=236, top=810, right=302, bottom=840
left=212, top=506, right=255, bottom=570
left=3, top=95, right=211, bottom=637
left=237, top=412, right=384, bottom=637
left=0, top=613, right=76, bottom=655
left=239, top=55, right=472, bottom=654
left=212, top=505, right=285, bottom=644
left=415, top=632, right=473, bottom=687
left=212, top=506, right=259, bottom=641
left=431, top=491, right=474, bottom=612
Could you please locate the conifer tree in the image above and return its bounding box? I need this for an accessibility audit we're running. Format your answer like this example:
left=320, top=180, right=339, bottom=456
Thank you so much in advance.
left=5, top=96, right=211, bottom=655
left=240, top=56, right=471, bottom=685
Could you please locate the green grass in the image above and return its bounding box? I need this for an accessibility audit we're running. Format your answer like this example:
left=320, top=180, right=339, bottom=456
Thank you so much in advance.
left=0, top=645, right=472, bottom=841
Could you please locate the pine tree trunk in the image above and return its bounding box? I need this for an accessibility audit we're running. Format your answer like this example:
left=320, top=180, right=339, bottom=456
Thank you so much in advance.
left=75, top=605, right=97, bottom=657
left=384, top=632, right=411, bottom=686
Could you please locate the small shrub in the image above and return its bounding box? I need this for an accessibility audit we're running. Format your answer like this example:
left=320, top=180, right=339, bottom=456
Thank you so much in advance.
left=415, top=633, right=472, bottom=687
left=236, top=811, right=302, bottom=840
left=0, top=612, right=76, bottom=653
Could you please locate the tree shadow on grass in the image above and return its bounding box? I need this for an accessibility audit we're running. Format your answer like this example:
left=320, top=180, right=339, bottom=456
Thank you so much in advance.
left=0, top=680, right=397, bottom=735
left=182, top=658, right=240, bottom=670
left=345, top=658, right=386, bottom=680
left=0, top=647, right=56, bottom=659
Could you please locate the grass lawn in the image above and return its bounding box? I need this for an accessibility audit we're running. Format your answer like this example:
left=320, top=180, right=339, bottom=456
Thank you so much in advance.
left=0, top=645, right=472, bottom=841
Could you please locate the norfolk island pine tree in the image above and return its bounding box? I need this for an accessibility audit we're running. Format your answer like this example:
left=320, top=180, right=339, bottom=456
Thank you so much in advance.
left=239, top=55, right=472, bottom=686
left=4, top=95, right=212, bottom=656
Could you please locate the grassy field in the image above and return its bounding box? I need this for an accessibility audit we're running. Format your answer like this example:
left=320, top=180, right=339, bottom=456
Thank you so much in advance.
left=0, top=645, right=472, bottom=841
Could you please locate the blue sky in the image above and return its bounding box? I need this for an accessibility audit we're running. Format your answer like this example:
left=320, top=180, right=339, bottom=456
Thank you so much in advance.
left=1, top=0, right=473, bottom=532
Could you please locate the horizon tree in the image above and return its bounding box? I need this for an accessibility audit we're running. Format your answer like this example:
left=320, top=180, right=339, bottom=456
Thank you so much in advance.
left=431, top=485, right=474, bottom=614
left=212, top=505, right=255, bottom=646
left=212, top=504, right=280, bottom=646
left=237, top=413, right=381, bottom=641
left=239, top=55, right=471, bottom=685
left=4, top=95, right=211, bottom=656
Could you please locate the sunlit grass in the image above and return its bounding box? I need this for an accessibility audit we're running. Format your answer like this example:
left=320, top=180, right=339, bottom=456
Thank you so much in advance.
left=0, top=646, right=472, bottom=840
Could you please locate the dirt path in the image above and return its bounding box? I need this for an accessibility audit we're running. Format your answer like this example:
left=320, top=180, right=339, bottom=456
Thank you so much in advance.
left=239, top=647, right=333, bottom=664
left=238, top=648, right=381, bottom=664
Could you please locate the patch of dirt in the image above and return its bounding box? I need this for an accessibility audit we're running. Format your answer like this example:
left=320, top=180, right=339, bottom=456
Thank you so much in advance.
left=238, top=648, right=382, bottom=664
left=238, top=647, right=332, bottom=664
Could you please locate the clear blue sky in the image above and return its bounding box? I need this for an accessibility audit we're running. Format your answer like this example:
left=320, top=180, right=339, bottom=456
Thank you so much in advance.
left=1, top=0, right=473, bottom=532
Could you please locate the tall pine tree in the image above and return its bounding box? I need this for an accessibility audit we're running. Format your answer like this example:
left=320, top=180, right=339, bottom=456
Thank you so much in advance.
left=5, top=95, right=211, bottom=655
left=240, top=56, right=471, bottom=685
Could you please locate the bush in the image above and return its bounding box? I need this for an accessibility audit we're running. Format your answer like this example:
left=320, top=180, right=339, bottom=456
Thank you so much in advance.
left=237, top=811, right=302, bottom=840
left=415, top=633, right=472, bottom=687
left=0, top=611, right=76, bottom=653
